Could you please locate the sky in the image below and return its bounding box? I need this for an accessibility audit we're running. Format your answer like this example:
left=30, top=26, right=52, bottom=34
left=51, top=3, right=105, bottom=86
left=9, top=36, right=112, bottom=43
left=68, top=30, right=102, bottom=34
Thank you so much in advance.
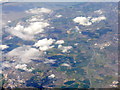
left=0, top=0, right=119, bottom=2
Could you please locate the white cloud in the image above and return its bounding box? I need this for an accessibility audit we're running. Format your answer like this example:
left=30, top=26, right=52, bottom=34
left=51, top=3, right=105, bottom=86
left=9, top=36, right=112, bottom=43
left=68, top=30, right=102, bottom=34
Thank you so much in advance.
left=48, top=74, right=55, bottom=78
left=73, top=17, right=92, bottom=26
left=62, top=46, right=72, bottom=53
left=55, top=40, right=64, bottom=44
left=24, top=22, right=49, bottom=34
left=15, top=64, right=27, bottom=69
left=15, top=64, right=34, bottom=72
left=28, top=17, right=39, bottom=22
left=26, top=15, right=44, bottom=22
left=6, top=46, right=41, bottom=63
left=25, top=8, right=52, bottom=14
left=58, top=45, right=63, bottom=49
left=61, top=63, right=70, bottom=67
left=91, top=16, right=106, bottom=23
left=58, top=45, right=72, bottom=53
left=39, top=45, right=54, bottom=51
left=73, top=16, right=106, bottom=26
left=0, top=45, right=9, bottom=50
left=34, top=38, right=55, bottom=51
left=2, top=61, right=11, bottom=68
left=55, top=15, right=62, bottom=18
left=94, top=10, right=103, bottom=14
left=8, top=21, right=49, bottom=40
left=44, top=59, right=56, bottom=64
left=8, top=20, right=11, bottom=23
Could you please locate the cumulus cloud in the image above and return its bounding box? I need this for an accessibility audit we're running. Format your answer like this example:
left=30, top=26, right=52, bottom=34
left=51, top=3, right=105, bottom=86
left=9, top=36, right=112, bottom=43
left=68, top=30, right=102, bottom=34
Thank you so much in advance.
left=48, top=74, right=55, bottom=78
left=73, top=17, right=92, bottom=26
left=28, top=17, right=40, bottom=22
left=58, top=45, right=72, bottom=53
left=26, top=15, right=44, bottom=22
left=34, top=38, right=55, bottom=51
left=8, top=21, right=49, bottom=40
left=73, top=16, right=106, bottom=26
left=0, top=45, right=9, bottom=50
left=6, top=46, right=41, bottom=63
left=55, top=40, right=64, bottom=44
left=91, top=16, right=106, bottom=23
left=44, top=59, right=56, bottom=64
left=25, top=8, right=52, bottom=14
left=58, top=45, right=63, bottom=49
left=24, top=22, right=49, bottom=34
left=2, top=61, right=11, bottom=68
left=55, top=15, right=62, bottom=18
left=7, top=9, right=51, bottom=41
left=94, top=10, right=103, bottom=14
left=61, top=63, right=70, bottom=67
left=15, top=64, right=34, bottom=72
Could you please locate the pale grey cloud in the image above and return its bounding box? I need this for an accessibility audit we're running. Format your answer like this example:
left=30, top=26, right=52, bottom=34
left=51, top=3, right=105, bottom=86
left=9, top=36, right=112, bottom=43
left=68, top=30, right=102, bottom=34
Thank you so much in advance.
left=6, top=46, right=42, bottom=63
